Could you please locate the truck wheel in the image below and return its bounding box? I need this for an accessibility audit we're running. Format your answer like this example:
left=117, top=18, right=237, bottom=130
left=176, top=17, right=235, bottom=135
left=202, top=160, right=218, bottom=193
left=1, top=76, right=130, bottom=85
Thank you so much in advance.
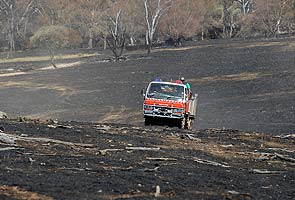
left=144, top=116, right=153, bottom=126
left=186, top=118, right=194, bottom=130
left=178, top=118, right=185, bottom=129
left=186, top=118, right=191, bottom=130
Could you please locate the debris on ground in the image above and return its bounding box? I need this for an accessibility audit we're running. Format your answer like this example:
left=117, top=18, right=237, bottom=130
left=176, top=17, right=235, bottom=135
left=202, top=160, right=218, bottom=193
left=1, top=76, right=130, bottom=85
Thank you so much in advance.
left=0, top=119, right=294, bottom=200
left=0, top=111, right=7, bottom=119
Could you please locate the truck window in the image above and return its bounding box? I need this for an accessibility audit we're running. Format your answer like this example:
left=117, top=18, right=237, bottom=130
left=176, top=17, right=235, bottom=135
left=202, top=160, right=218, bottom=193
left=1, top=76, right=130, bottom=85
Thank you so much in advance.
left=147, top=83, right=184, bottom=101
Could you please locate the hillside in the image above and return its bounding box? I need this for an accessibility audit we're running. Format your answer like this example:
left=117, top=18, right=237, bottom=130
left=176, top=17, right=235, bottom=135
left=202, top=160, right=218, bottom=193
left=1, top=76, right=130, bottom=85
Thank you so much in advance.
left=1, top=37, right=295, bottom=133
left=0, top=37, right=295, bottom=199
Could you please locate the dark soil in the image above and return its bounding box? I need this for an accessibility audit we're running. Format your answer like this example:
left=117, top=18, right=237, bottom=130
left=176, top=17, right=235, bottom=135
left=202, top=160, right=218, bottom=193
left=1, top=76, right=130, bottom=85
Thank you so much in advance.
left=0, top=118, right=294, bottom=200
left=0, top=38, right=295, bottom=199
left=1, top=37, right=295, bottom=134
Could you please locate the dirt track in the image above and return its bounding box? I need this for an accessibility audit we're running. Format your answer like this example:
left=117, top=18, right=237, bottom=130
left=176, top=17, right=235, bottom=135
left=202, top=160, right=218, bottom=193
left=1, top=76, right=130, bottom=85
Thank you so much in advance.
left=0, top=119, right=294, bottom=200
left=1, top=38, right=295, bottom=134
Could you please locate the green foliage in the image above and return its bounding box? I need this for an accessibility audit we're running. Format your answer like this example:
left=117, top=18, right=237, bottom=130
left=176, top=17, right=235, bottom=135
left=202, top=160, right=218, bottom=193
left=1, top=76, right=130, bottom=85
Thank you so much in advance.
left=30, top=25, right=82, bottom=49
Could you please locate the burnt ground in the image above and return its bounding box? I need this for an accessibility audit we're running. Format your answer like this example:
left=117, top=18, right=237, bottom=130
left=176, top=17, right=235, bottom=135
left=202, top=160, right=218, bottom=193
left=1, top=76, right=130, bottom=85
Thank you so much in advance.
left=0, top=119, right=294, bottom=200
left=0, top=37, right=295, bottom=199
left=0, top=37, right=295, bottom=134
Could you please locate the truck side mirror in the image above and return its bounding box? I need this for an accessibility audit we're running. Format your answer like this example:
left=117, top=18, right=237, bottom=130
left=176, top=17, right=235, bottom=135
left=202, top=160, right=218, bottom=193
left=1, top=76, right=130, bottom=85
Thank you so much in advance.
left=141, top=88, right=146, bottom=97
left=189, top=92, right=193, bottom=100
left=191, top=93, right=198, bottom=100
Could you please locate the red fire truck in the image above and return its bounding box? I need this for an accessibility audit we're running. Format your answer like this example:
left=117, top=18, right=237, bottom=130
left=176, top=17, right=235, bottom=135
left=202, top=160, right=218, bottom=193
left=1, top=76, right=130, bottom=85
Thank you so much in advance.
left=142, top=78, right=197, bottom=129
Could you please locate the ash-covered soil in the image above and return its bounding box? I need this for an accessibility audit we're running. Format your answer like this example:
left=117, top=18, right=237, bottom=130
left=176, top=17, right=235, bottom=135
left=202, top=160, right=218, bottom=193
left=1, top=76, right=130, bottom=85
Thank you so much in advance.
left=0, top=119, right=294, bottom=200
left=0, top=37, right=295, bottom=134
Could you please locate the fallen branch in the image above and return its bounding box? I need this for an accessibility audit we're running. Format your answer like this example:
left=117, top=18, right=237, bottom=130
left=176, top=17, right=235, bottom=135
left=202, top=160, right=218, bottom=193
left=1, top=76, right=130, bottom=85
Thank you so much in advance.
left=143, top=166, right=159, bottom=172
left=22, top=153, right=57, bottom=156
left=47, top=124, right=72, bottom=129
left=255, top=152, right=295, bottom=163
left=0, top=132, right=94, bottom=148
left=251, top=169, right=284, bottom=174
left=126, top=147, right=160, bottom=151
left=102, top=166, right=133, bottom=171
left=186, top=134, right=201, bottom=141
left=58, top=167, right=93, bottom=171
left=193, top=157, right=230, bottom=168
left=274, top=134, right=295, bottom=139
left=220, top=144, right=234, bottom=148
left=0, top=133, right=16, bottom=144
left=146, top=157, right=177, bottom=161
left=98, top=148, right=124, bottom=155
left=0, top=147, right=23, bottom=151
left=274, top=153, right=295, bottom=163
left=266, top=148, right=295, bottom=153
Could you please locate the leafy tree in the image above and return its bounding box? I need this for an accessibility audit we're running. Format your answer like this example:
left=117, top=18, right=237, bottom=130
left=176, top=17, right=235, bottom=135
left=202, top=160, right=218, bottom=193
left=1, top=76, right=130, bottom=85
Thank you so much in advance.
left=160, top=0, right=204, bottom=45
left=30, top=25, right=82, bottom=67
left=218, top=0, right=241, bottom=38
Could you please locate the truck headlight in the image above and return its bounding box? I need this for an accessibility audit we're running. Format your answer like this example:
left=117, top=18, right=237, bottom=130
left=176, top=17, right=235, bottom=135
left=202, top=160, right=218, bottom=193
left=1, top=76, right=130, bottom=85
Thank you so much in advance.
left=144, top=105, right=154, bottom=110
left=173, top=108, right=183, bottom=113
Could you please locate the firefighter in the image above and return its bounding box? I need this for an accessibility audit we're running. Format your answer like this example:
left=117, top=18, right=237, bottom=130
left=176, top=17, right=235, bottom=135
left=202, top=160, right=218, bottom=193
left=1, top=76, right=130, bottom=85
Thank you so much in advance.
left=180, top=77, right=191, bottom=89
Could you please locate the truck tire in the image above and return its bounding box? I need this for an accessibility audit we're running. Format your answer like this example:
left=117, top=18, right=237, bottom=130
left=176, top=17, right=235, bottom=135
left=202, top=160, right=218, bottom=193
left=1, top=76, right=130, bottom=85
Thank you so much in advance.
left=178, top=118, right=185, bottom=129
left=186, top=118, right=194, bottom=130
left=144, top=116, right=153, bottom=126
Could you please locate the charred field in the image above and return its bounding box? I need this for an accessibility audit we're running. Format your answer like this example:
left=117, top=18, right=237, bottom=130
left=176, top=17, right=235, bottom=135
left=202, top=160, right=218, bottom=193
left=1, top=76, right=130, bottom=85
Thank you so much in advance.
left=1, top=37, right=295, bottom=133
left=0, top=37, right=295, bottom=199
left=0, top=119, right=294, bottom=200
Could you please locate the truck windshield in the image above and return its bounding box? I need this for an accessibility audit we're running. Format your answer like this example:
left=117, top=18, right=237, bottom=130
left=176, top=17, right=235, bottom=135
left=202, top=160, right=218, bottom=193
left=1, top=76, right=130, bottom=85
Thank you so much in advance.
left=147, top=83, right=184, bottom=101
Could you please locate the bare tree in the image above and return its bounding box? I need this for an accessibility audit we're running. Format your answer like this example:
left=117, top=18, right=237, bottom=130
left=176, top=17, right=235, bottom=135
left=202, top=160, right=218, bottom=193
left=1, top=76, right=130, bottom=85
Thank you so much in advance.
left=106, top=10, right=126, bottom=61
left=121, top=0, right=144, bottom=46
left=284, top=0, right=295, bottom=35
left=0, top=0, right=39, bottom=56
left=16, top=0, right=42, bottom=49
left=144, top=0, right=172, bottom=54
left=255, top=0, right=294, bottom=37
left=219, top=0, right=241, bottom=38
left=235, top=0, right=253, bottom=14
left=0, top=0, right=16, bottom=56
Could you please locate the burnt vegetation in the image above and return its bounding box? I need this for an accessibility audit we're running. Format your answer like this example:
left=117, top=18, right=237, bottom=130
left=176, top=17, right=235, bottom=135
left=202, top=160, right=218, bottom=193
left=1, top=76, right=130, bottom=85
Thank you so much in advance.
left=0, top=119, right=294, bottom=200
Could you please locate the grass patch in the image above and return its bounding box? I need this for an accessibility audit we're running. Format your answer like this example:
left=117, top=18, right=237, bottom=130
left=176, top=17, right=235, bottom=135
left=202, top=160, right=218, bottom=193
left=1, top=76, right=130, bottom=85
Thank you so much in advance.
left=0, top=53, right=97, bottom=64
left=188, top=72, right=272, bottom=84
left=0, top=81, right=76, bottom=96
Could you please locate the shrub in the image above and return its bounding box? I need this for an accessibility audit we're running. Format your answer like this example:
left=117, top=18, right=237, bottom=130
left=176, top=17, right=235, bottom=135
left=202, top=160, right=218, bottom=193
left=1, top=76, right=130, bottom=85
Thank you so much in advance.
left=30, top=25, right=82, bottom=49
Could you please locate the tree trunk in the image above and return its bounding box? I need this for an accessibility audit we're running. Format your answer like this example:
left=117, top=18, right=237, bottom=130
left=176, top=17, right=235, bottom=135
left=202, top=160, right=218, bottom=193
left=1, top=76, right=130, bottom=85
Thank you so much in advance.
left=146, top=32, right=152, bottom=54
left=106, top=38, right=119, bottom=61
left=229, top=15, right=234, bottom=38
left=9, top=2, right=16, bottom=55
left=88, top=31, right=93, bottom=49
left=147, top=43, right=151, bottom=54
left=49, top=48, right=57, bottom=68
left=103, top=36, right=107, bottom=50
left=119, top=36, right=125, bottom=58
left=201, top=26, right=204, bottom=40
left=130, top=36, right=135, bottom=46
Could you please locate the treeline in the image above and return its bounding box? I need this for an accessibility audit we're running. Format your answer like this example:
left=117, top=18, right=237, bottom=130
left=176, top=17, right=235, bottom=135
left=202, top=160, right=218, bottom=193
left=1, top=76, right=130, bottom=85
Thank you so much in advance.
left=0, top=0, right=294, bottom=54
